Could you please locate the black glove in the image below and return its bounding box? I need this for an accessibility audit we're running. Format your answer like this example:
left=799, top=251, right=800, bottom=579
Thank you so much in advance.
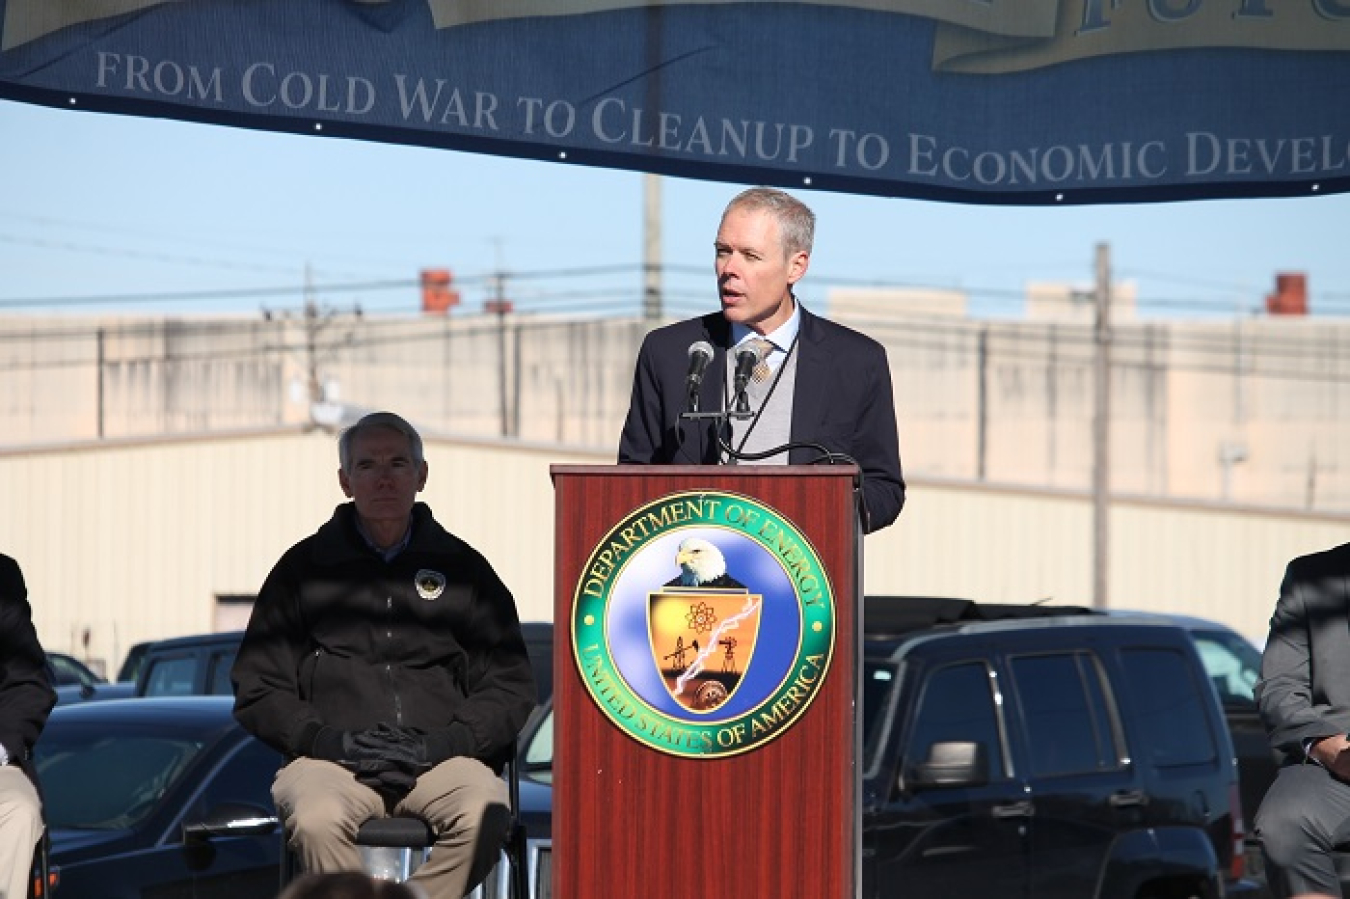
left=368, top=766, right=419, bottom=797
left=353, top=723, right=431, bottom=773
left=310, top=726, right=393, bottom=763
left=344, top=757, right=419, bottom=800
left=342, top=757, right=399, bottom=778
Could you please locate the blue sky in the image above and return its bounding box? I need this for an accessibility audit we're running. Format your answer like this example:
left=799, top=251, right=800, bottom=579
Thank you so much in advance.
left=3, top=97, right=1347, bottom=320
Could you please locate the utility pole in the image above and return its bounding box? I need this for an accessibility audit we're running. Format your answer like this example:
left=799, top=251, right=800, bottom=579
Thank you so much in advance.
left=294, top=264, right=359, bottom=428
left=976, top=325, right=988, bottom=481
left=642, top=173, right=663, bottom=326
left=485, top=240, right=514, bottom=438
left=1092, top=242, right=1111, bottom=609
left=303, top=264, right=323, bottom=405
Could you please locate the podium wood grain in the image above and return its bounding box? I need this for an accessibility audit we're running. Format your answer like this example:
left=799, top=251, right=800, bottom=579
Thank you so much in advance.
left=551, top=465, right=859, bottom=899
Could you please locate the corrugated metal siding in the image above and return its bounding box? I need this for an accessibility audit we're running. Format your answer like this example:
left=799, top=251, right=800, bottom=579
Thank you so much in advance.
left=861, top=482, right=1092, bottom=608
left=7, top=312, right=1350, bottom=512
left=3, top=433, right=1345, bottom=673
left=862, top=479, right=1348, bottom=644
left=1107, top=498, right=1348, bottom=642
left=0, top=431, right=603, bottom=670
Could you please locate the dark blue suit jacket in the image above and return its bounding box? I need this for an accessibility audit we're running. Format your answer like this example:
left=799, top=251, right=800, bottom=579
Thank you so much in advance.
left=617, top=307, right=905, bottom=533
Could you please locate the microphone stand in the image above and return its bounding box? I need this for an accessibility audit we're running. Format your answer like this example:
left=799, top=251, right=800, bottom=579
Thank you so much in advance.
left=677, top=408, right=753, bottom=470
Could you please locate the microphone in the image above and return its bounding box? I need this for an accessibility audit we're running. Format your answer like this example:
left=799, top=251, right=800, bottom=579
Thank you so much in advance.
left=686, top=341, right=714, bottom=412
left=731, top=342, right=765, bottom=414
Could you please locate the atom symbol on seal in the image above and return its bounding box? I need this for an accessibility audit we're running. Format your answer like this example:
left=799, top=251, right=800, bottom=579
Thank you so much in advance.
left=685, top=601, right=717, bottom=634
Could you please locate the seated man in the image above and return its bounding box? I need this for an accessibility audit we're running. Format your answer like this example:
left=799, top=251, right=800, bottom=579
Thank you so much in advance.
left=232, top=412, right=536, bottom=899
left=0, top=553, right=57, bottom=899
left=1254, top=540, right=1350, bottom=899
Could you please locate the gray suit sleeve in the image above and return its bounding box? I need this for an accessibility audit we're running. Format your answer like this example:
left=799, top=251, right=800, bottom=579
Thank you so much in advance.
left=1255, top=556, right=1344, bottom=756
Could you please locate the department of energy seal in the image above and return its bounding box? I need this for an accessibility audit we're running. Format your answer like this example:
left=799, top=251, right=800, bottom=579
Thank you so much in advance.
left=571, top=490, right=835, bottom=758
left=414, top=569, right=447, bottom=601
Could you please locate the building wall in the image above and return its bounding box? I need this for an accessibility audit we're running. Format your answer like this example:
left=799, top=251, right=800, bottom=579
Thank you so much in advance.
left=4, top=310, right=1349, bottom=512
left=2, top=307, right=1348, bottom=674
left=0, top=429, right=598, bottom=674
left=2, top=431, right=1343, bottom=676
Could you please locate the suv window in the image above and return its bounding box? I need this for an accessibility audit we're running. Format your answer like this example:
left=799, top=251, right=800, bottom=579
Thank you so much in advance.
left=134, top=632, right=244, bottom=698
left=1190, top=629, right=1260, bottom=706
left=207, top=649, right=238, bottom=696
left=142, top=656, right=198, bottom=696
left=1119, top=646, right=1217, bottom=767
left=905, top=661, right=1005, bottom=782
left=1010, top=652, right=1122, bottom=777
left=46, top=652, right=102, bottom=688
left=862, top=662, right=896, bottom=767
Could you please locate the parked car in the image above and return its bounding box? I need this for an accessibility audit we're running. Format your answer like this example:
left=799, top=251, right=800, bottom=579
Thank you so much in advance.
left=116, top=640, right=153, bottom=683
left=47, top=651, right=136, bottom=706
left=132, top=623, right=553, bottom=705
left=45, top=651, right=103, bottom=688
left=64, top=625, right=553, bottom=897
left=521, top=621, right=553, bottom=708
left=522, top=597, right=1261, bottom=898
left=134, top=631, right=243, bottom=697
left=861, top=597, right=1261, bottom=898
left=1106, top=610, right=1293, bottom=898
left=34, top=696, right=284, bottom=899
left=1106, top=613, right=1278, bottom=829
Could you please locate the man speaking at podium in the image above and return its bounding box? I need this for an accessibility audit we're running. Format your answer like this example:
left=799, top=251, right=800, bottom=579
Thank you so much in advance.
left=618, top=187, right=905, bottom=534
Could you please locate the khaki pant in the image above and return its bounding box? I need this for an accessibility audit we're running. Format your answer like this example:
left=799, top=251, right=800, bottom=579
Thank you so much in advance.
left=274, top=757, right=509, bottom=899
left=0, top=766, right=43, bottom=899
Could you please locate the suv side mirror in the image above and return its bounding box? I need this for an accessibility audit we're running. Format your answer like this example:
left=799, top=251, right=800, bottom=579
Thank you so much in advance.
left=908, top=741, right=988, bottom=791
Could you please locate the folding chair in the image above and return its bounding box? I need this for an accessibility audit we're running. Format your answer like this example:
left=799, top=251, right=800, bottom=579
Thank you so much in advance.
left=280, top=745, right=530, bottom=899
left=29, top=829, right=52, bottom=899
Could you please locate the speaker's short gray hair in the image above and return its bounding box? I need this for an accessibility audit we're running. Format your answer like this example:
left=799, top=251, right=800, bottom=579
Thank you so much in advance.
left=722, top=187, right=815, bottom=258
left=338, top=412, right=424, bottom=473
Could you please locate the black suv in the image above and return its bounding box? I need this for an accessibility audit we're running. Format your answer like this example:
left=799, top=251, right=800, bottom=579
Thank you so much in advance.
left=518, top=598, right=1260, bottom=899
left=134, top=630, right=243, bottom=697
left=860, top=597, right=1258, bottom=898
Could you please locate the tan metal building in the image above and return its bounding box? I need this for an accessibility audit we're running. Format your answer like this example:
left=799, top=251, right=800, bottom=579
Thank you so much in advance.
left=2, top=427, right=1344, bottom=677
left=3, top=304, right=1347, bottom=674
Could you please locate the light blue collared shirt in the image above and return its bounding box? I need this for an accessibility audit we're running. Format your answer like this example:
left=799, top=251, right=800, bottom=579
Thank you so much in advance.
left=730, top=297, right=801, bottom=377
left=354, top=513, right=414, bottom=562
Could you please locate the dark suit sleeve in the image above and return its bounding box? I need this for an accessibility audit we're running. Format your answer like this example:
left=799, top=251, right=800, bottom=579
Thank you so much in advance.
left=618, top=330, right=670, bottom=464
left=789, top=312, right=904, bottom=533
left=853, top=345, right=906, bottom=533
left=0, top=555, right=57, bottom=764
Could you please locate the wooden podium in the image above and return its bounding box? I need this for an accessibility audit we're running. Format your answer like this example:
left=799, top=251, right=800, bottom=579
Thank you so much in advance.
left=550, top=464, right=862, bottom=899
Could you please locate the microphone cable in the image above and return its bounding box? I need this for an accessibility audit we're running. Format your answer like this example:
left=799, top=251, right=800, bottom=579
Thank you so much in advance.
left=716, top=437, right=869, bottom=530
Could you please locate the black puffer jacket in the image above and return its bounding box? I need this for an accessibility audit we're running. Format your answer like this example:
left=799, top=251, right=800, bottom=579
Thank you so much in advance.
left=232, top=503, right=536, bottom=770
left=0, top=554, right=57, bottom=790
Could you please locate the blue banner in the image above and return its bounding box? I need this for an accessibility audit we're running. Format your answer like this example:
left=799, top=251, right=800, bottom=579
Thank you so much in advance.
left=2, top=0, right=1347, bottom=203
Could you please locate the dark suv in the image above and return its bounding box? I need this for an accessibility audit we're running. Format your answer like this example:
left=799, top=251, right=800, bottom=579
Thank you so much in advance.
left=518, top=598, right=1260, bottom=898
left=861, top=597, right=1258, bottom=898
left=134, top=630, right=243, bottom=697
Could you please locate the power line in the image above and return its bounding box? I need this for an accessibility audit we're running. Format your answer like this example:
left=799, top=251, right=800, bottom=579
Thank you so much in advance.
left=4, top=308, right=1350, bottom=388
left=0, top=231, right=311, bottom=279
